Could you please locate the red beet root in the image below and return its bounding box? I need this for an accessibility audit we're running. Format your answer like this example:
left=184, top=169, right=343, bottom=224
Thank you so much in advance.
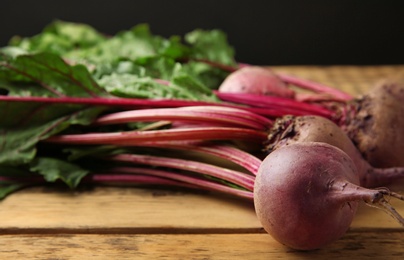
left=218, top=66, right=295, bottom=98
left=254, top=142, right=404, bottom=250
left=342, top=77, right=404, bottom=168
left=266, top=115, right=404, bottom=188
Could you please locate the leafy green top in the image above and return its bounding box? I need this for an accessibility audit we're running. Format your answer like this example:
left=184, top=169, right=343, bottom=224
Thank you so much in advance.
left=0, top=20, right=238, bottom=198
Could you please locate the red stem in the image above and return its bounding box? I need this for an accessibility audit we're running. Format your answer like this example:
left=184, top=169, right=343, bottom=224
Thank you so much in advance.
left=89, top=174, right=195, bottom=187
left=0, top=95, right=218, bottom=107
left=95, top=106, right=271, bottom=131
left=45, top=126, right=268, bottom=145
left=96, top=167, right=253, bottom=199
left=278, top=73, right=353, bottom=101
left=105, top=153, right=256, bottom=191
left=215, top=91, right=335, bottom=118
left=112, top=140, right=262, bottom=175
left=0, top=171, right=253, bottom=200
left=0, top=95, right=286, bottom=119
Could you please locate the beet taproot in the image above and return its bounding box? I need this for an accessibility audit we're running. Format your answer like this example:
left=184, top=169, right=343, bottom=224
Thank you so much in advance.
left=218, top=66, right=295, bottom=98
left=341, top=77, right=404, bottom=168
left=266, top=115, right=404, bottom=188
left=254, top=142, right=404, bottom=250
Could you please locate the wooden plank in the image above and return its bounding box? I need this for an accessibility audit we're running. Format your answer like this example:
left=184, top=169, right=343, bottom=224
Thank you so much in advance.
left=0, top=186, right=403, bottom=232
left=271, top=65, right=404, bottom=95
left=0, top=232, right=403, bottom=259
left=0, top=186, right=259, bottom=232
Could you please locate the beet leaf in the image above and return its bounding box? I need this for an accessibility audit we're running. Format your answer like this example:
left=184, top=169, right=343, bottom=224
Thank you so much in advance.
left=0, top=50, right=110, bottom=165
left=29, top=157, right=89, bottom=189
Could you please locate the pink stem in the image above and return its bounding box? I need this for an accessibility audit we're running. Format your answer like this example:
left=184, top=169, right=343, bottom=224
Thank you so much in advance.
left=45, top=127, right=268, bottom=145
left=179, top=106, right=273, bottom=128
left=278, top=73, right=353, bottom=101
left=0, top=172, right=253, bottom=200
left=0, top=95, right=218, bottom=108
left=105, top=153, right=256, bottom=191
left=95, top=106, right=271, bottom=131
left=0, top=95, right=281, bottom=120
left=96, top=167, right=253, bottom=199
left=114, top=140, right=262, bottom=175
left=215, top=91, right=334, bottom=118
left=89, top=174, right=194, bottom=188
left=187, top=143, right=261, bottom=175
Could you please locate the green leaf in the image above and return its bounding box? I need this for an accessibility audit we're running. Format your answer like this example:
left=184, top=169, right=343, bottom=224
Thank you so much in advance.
left=0, top=100, right=105, bottom=165
left=97, top=72, right=214, bottom=101
left=30, top=157, right=89, bottom=188
left=180, top=62, right=232, bottom=90
left=5, top=21, right=234, bottom=94
left=0, top=116, right=65, bottom=165
left=66, top=24, right=188, bottom=65
left=0, top=50, right=109, bottom=165
left=65, top=145, right=128, bottom=161
left=0, top=51, right=108, bottom=97
left=98, top=73, right=174, bottom=98
left=171, top=66, right=214, bottom=95
left=9, top=20, right=105, bottom=55
left=133, top=57, right=177, bottom=80
left=185, top=29, right=236, bottom=65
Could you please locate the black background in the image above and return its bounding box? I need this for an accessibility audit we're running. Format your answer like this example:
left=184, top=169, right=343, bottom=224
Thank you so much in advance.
left=1, top=0, right=404, bottom=65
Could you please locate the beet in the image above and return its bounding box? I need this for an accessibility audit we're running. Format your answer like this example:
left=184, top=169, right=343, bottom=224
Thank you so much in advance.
left=266, top=115, right=404, bottom=188
left=341, top=78, right=404, bottom=168
left=218, top=66, right=295, bottom=98
left=254, top=142, right=404, bottom=250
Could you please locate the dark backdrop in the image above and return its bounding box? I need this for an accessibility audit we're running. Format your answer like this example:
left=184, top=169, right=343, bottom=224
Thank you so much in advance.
left=2, top=0, right=404, bottom=65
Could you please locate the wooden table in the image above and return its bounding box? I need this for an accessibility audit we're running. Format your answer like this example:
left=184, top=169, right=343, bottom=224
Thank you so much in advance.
left=1, top=66, right=404, bottom=259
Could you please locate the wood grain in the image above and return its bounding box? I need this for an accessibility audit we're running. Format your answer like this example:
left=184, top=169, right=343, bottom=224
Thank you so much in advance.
left=0, top=232, right=403, bottom=259
left=0, top=186, right=259, bottom=233
left=272, top=65, right=404, bottom=95
left=0, top=186, right=403, bottom=233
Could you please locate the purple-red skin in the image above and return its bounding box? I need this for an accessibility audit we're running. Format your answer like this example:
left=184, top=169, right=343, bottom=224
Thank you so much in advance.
left=218, top=66, right=295, bottom=98
left=341, top=78, right=404, bottom=168
left=254, top=142, right=361, bottom=250
left=266, top=115, right=404, bottom=188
